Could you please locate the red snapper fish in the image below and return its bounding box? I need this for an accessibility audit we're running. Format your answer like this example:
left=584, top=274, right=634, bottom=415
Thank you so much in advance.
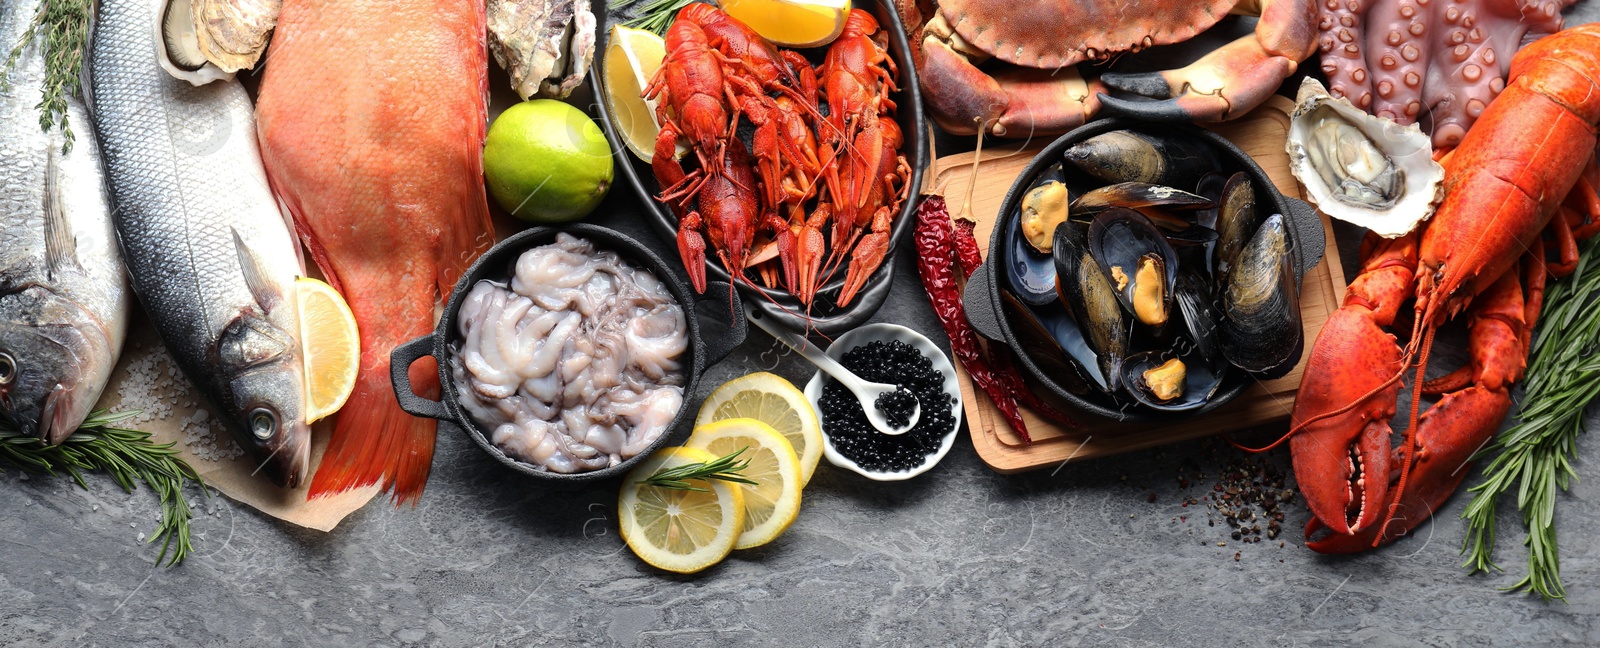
left=256, top=0, right=495, bottom=503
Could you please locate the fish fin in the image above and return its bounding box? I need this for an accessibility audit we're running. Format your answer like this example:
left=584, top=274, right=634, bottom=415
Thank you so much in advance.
left=42, top=148, right=80, bottom=279
left=232, top=227, right=284, bottom=312
left=308, top=355, right=438, bottom=504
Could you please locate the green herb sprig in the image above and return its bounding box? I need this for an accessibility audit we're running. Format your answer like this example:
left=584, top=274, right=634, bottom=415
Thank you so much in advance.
left=1, top=410, right=206, bottom=566
left=1461, top=236, right=1600, bottom=601
left=0, top=0, right=94, bottom=152
left=638, top=447, right=757, bottom=492
left=610, top=0, right=697, bottom=35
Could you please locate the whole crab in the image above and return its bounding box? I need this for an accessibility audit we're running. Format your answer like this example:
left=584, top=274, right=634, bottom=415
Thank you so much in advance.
left=1316, top=0, right=1573, bottom=148
left=895, top=0, right=1321, bottom=136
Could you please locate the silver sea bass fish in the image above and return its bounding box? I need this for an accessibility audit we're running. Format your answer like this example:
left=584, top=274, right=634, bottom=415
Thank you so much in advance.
left=91, top=0, right=310, bottom=487
left=0, top=0, right=132, bottom=444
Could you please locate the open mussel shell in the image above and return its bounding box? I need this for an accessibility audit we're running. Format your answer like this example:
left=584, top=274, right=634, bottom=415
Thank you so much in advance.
left=1121, top=347, right=1226, bottom=412
left=1069, top=182, right=1212, bottom=216
left=1001, top=292, right=1106, bottom=394
left=1220, top=214, right=1303, bottom=377
left=1053, top=222, right=1128, bottom=393
left=1211, top=172, right=1260, bottom=289
left=1087, top=209, right=1178, bottom=330
left=1063, top=130, right=1219, bottom=187
left=1004, top=166, right=1069, bottom=305
left=1020, top=181, right=1070, bottom=254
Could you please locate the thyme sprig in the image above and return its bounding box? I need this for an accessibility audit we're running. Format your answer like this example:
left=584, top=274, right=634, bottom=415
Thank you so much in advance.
left=1, top=410, right=206, bottom=566
left=638, top=447, right=757, bottom=492
left=609, top=0, right=697, bottom=35
left=1461, top=237, right=1600, bottom=601
left=0, top=0, right=93, bottom=152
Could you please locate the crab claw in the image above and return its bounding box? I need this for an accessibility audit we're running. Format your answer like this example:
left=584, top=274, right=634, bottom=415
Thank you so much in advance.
left=919, top=31, right=1102, bottom=136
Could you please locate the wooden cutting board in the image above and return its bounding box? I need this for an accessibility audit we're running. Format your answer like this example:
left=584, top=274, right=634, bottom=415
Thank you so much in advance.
left=932, top=96, right=1348, bottom=473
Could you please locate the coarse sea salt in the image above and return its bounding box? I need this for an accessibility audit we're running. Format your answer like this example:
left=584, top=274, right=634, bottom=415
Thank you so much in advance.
left=116, top=338, right=240, bottom=462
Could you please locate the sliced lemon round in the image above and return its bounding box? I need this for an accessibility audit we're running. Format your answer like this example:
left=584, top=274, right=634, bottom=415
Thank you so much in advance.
left=722, top=0, right=851, bottom=48
left=685, top=419, right=802, bottom=550
left=295, top=277, right=359, bottom=423
left=696, top=372, right=823, bottom=485
left=602, top=24, right=666, bottom=163
left=620, top=446, right=745, bottom=573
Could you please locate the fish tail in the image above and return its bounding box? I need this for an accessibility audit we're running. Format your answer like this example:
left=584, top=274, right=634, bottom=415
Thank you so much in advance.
left=309, top=342, right=438, bottom=504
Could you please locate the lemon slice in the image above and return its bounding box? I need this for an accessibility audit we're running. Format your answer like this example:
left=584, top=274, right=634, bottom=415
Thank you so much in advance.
left=295, top=277, right=359, bottom=423
left=602, top=25, right=666, bottom=163
left=685, top=419, right=802, bottom=550
left=620, top=446, right=745, bottom=573
left=696, top=372, right=823, bottom=485
left=722, top=0, right=851, bottom=48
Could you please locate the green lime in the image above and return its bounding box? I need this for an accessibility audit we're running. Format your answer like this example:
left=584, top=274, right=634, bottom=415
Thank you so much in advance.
left=484, top=99, right=614, bottom=223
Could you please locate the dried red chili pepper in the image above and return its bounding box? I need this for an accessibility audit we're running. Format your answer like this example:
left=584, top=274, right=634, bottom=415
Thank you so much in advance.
left=915, top=195, right=1060, bottom=442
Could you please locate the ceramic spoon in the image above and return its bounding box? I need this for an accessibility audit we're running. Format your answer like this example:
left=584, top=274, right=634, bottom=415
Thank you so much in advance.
left=744, top=304, right=920, bottom=435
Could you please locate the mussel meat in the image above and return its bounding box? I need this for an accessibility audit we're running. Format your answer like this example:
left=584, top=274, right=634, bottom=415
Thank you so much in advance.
left=1054, top=222, right=1129, bottom=393
left=1020, top=181, right=1070, bottom=254
left=1219, top=214, right=1303, bottom=377
left=1063, top=130, right=1218, bottom=187
left=1088, top=209, right=1178, bottom=329
left=1121, top=346, right=1226, bottom=412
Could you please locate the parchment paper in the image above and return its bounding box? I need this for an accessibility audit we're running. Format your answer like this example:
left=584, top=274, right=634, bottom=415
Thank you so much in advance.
left=95, top=319, right=379, bottom=531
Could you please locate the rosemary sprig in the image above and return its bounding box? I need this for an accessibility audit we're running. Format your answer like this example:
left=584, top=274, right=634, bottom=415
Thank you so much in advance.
left=609, top=0, right=697, bottom=35
left=638, top=447, right=757, bottom=492
left=0, top=0, right=94, bottom=152
left=1, top=410, right=206, bottom=566
left=1461, top=236, right=1600, bottom=602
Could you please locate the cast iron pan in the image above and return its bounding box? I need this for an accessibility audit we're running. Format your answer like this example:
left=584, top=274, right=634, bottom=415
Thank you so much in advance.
left=961, top=118, right=1326, bottom=424
left=592, top=0, right=929, bottom=336
left=390, top=223, right=747, bottom=483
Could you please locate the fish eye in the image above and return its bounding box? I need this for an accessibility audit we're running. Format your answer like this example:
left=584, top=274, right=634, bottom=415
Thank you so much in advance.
left=249, top=408, right=276, bottom=440
left=0, top=352, right=14, bottom=384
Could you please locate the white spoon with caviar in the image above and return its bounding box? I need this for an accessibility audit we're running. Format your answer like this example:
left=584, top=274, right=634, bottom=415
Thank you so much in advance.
left=744, top=304, right=920, bottom=435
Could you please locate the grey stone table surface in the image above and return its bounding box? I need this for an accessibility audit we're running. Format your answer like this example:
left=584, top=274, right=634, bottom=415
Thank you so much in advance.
left=8, top=7, right=1600, bottom=648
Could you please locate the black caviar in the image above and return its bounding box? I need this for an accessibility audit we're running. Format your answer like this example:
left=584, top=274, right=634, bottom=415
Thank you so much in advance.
left=820, top=340, right=955, bottom=472
left=874, top=387, right=918, bottom=429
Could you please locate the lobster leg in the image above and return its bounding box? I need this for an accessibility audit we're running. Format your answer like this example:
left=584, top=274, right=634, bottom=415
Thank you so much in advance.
left=838, top=206, right=893, bottom=307
left=1288, top=233, right=1417, bottom=537
left=1308, top=264, right=1533, bottom=553
left=678, top=211, right=709, bottom=294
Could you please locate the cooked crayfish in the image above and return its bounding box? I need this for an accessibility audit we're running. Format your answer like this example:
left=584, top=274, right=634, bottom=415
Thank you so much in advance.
left=1269, top=24, right=1600, bottom=552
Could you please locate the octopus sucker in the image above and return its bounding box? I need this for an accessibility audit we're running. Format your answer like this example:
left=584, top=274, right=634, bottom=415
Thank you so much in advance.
left=452, top=234, right=687, bottom=474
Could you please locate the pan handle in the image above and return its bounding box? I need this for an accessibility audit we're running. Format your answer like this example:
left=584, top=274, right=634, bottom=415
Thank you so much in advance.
left=390, top=335, right=449, bottom=420
left=961, top=262, right=1006, bottom=342
left=695, top=281, right=748, bottom=367
left=1284, top=197, right=1326, bottom=283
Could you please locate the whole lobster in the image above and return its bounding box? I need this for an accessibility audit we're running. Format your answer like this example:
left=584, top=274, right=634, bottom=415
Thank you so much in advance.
left=1276, top=24, right=1600, bottom=552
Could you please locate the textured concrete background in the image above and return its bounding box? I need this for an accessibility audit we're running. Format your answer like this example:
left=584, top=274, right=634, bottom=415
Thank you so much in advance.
left=6, top=5, right=1600, bottom=647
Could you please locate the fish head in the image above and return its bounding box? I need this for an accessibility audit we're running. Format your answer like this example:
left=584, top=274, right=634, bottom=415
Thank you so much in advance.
left=0, top=289, right=111, bottom=444
left=218, top=313, right=310, bottom=489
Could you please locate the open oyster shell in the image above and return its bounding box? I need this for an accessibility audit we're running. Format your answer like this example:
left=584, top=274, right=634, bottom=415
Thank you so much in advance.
left=159, top=0, right=280, bottom=85
left=1286, top=78, right=1443, bottom=238
left=489, top=0, right=596, bottom=100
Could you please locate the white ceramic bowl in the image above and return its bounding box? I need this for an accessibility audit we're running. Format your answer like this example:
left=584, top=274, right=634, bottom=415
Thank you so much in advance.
left=803, top=324, right=963, bottom=481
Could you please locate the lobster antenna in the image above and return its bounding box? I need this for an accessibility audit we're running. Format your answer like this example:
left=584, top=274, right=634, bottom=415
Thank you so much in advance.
left=1232, top=361, right=1413, bottom=453
left=1374, top=295, right=1440, bottom=544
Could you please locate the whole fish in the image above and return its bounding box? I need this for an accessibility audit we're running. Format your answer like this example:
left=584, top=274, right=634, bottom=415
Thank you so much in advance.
left=0, top=0, right=131, bottom=443
left=90, top=0, right=310, bottom=487
left=257, top=0, right=495, bottom=502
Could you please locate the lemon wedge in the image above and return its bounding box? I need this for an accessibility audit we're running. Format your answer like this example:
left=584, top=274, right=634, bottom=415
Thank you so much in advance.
left=295, top=277, right=359, bottom=423
left=685, top=419, right=802, bottom=550
left=722, top=0, right=851, bottom=48
left=696, top=372, right=823, bottom=485
left=602, top=25, right=666, bottom=163
left=620, top=446, right=746, bottom=573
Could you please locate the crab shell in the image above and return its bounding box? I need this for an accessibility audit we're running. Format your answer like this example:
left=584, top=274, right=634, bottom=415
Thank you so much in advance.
left=935, top=0, right=1238, bottom=68
left=1286, top=77, right=1443, bottom=238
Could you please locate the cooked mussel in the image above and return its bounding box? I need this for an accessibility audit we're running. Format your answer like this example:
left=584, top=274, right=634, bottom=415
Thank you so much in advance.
left=1020, top=181, right=1070, bottom=253
left=1088, top=209, right=1178, bottom=329
left=1211, top=172, right=1260, bottom=289
left=1005, top=166, right=1068, bottom=305
left=1053, top=222, right=1129, bottom=393
left=1069, top=182, right=1212, bottom=216
left=1121, top=346, right=1226, bottom=412
left=1063, top=130, right=1218, bottom=187
left=1174, top=271, right=1224, bottom=369
left=1001, top=292, right=1106, bottom=394
left=1220, top=214, right=1303, bottom=377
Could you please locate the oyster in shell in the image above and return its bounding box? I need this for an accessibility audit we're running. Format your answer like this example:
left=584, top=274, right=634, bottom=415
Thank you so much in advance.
left=1287, top=78, right=1443, bottom=238
left=159, top=0, right=280, bottom=85
left=489, top=0, right=597, bottom=100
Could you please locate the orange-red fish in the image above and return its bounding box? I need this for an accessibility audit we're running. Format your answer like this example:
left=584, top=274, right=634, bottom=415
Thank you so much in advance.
left=256, top=0, right=495, bottom=503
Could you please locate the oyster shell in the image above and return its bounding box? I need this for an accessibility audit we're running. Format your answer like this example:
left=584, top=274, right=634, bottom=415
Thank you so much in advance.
left=1287, top=78, right=1443, bottom=238
left=159, top=0, right=280, bottom=85
left=489, top=0, right=597, bottom=100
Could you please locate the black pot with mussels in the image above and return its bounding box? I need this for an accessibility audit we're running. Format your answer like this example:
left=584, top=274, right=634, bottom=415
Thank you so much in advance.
left=389, top=224, right=748, bottom=484
left=964, top=119, right=1326, bottom=423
